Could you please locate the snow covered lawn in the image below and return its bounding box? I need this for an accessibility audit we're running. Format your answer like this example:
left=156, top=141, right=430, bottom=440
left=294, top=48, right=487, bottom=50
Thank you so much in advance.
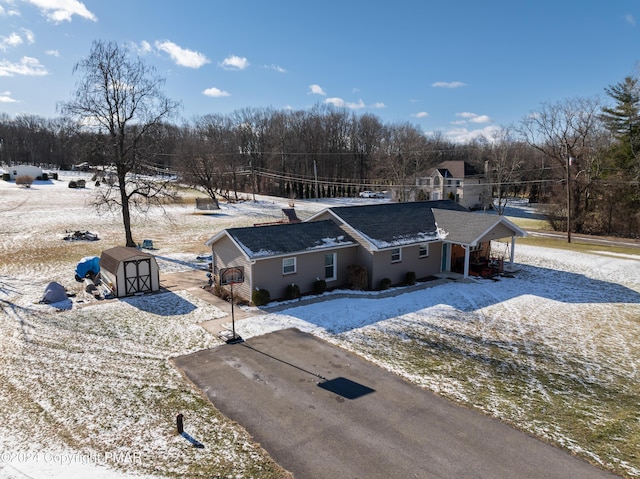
left=1, top=176, right=639, bottom=478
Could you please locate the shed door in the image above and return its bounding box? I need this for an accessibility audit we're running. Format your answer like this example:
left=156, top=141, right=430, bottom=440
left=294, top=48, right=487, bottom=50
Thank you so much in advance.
left=124, top=259, right=152, bottom=295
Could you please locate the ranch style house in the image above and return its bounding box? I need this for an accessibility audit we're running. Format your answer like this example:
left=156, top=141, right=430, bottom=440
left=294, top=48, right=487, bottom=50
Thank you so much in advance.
left=205, top=200, right=526, bottom=304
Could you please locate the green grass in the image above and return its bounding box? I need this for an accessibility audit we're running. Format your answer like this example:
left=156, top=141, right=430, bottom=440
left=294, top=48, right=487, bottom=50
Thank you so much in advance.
left=516, top=235, right=640, bottom=257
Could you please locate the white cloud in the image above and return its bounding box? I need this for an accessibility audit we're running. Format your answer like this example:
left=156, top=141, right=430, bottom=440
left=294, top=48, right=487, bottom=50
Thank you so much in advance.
left=0, top=4, right=21, bottom=17
left=133, top=40, right=153, bottom=55
left=0, top=91, right=19, bottom=103
left=203, top=87, right=230, bottom=98
left=0, top=32, right=23, bottom=50
left=22, top=28, right=35, bottom=43
left=308, top=84, right=326, bottom=96
left=0, top=29, right=36, bottom=50
left=324, top=97, right=344, bottom=107
left=220, top=55, right=249, bottom=70
left=324, top=97, right=366, bottom=109
left=371, top=102, right=386, bottom=109
left=445, top=125, right=502, bottom=143
left=470, top=114, right=491, bottom=124
left=626, top=13, right=636, bottom=26
left=155, top=40, right=209, bottom=68
left=25, top=0, right=97, bottom=23
left=0, top=56, right=48, bottom=76
left=266, top=64, right=286, bottom=73
left=432, top=81, right=466, bottom=88
left=412, top=111, right=429, bottom=118
left=455, top=112, right=492, bottom=124
left=46, top=49, right=59, bottom=56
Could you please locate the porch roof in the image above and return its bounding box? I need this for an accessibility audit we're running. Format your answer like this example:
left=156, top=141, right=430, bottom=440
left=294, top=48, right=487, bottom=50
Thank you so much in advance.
left=433, top=209, right=527, bottom=246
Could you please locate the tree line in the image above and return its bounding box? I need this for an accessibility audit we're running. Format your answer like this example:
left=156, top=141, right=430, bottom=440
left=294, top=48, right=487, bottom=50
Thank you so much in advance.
left=1, top=40, right=638, bottom=243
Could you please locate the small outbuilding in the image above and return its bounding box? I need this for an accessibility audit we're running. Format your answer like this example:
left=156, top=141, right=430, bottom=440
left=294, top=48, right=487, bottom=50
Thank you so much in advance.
left=6, top=165, right=44, bottom=180
left=100, top=246, right=160, bottom=298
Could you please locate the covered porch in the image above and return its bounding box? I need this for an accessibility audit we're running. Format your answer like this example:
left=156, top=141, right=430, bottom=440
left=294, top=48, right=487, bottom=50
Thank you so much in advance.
left=433, top=209, right=527, bottom=280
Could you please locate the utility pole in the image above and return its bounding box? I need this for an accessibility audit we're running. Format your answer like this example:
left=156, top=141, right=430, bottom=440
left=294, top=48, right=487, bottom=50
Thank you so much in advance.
left=313, top=160, right=319, bottom=199
left=565, top=144, right=572, bottom=243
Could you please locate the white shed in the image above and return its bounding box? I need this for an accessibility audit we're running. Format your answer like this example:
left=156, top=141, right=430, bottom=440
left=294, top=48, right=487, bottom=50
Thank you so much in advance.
left=100, top=246, right=160, bottom=298
left=8, top=165, right=43, bottom=180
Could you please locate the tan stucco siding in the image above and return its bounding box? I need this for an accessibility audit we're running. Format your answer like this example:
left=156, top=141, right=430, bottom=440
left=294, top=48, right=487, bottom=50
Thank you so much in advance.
left=478, top=223, right=516, bottom=242
left=252, top=246, right=357, bottom=300
left=211, top=235, right=253, bottom=302
left=370, top=242, right=442, bottom=288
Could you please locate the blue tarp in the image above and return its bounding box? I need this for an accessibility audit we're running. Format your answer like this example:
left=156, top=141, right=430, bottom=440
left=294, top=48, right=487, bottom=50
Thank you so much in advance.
left=76, top=256, right=100, bottom=279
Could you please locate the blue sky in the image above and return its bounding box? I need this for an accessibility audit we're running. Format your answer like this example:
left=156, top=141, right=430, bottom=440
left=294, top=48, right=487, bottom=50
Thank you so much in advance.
left=1, top=0, right=639, bottom=142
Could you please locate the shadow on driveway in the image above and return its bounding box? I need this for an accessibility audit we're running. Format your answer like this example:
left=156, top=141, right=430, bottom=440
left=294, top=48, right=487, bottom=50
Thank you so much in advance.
left=172, top=328, right=618, bottom=479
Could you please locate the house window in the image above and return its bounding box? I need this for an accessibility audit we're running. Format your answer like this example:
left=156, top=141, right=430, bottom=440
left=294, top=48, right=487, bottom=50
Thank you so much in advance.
left=456, top=180, right=461, bottom=186
left=419, top=243, right=429, bottom=258
left=325, top=253, right=336, bottom=281
left=425, top=178, right=431, bottom=186
left=391, top=248, right=401, bottom=263
left=434, top=176, right=440, bottom=186
left=447, top=179, right=452, bottom=186
left=283, top=257, right=296, bottom=275
left=470, top=242, right=483, bottom=253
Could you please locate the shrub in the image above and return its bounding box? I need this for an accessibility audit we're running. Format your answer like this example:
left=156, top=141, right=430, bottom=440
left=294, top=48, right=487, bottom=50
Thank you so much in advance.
left=379, top=278, right=392, bottom=290
left=285, top=283, right=300, bottom=300
left=15, top=175, right=34, bottom=188
left=252, top=288, right=270, bottom=306
left=313, top=279, right=327, bottom=295
left=405, top=271, right=416, bottom=286
left=347, top=264, right=368, bottom=290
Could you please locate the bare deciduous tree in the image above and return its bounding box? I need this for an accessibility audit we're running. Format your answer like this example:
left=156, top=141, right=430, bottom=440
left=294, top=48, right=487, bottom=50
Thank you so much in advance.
left=60, top=40, right=180, bottom=247
left=485, top=127, right=524, bottom=214
left=518, top=97, right=602, bottom=241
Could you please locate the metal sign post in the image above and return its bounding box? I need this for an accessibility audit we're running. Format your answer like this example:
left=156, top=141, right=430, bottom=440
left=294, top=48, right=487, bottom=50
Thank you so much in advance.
left=219, top=267, right=245, bottom=344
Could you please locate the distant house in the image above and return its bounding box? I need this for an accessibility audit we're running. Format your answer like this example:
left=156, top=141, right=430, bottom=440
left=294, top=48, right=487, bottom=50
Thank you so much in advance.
left=6, top=165, right=43, bottom=180
left=400, top=161, right=491, bottom=210
left=205, top=200, right=526, bottom=303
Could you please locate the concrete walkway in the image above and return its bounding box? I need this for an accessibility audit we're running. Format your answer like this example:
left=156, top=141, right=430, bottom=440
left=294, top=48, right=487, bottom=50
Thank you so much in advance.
left=159, top=269, right=256, bottom=336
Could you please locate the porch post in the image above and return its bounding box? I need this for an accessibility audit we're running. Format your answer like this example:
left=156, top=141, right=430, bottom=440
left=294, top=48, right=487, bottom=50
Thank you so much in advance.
left=510, top=236, right=516, bottom=265
left=463, top=245, right=470, bottom=279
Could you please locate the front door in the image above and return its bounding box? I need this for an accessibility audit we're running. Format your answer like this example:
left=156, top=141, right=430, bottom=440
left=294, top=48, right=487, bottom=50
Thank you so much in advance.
left=441, top=243, right=449, bottom=272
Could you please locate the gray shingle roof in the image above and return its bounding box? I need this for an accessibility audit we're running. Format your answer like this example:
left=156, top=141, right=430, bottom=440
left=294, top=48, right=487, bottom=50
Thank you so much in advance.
left=227, top=220, right=356, bottom=259
left=326, top=200, right=467, bottom=249
left=100, top=246, right=154, bottom=275
left=433, top=209, right=526, bottom=245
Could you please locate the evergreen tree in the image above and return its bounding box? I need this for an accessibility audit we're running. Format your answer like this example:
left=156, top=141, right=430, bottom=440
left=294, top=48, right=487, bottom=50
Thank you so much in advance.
left=601, top=75, right=640, bottom=174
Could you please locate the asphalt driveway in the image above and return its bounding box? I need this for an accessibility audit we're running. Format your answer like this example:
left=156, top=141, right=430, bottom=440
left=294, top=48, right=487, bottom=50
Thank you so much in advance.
left=173, top=328, right=617, bottom=479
